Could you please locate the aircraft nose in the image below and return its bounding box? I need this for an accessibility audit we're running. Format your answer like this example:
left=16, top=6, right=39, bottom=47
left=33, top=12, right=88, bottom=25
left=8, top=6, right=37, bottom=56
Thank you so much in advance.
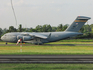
left=1, top=36, right=4, bottom=41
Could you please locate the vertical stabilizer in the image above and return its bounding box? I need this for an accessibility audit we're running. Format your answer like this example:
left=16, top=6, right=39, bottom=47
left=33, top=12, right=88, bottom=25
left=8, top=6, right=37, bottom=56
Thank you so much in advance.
left=65, top=16, right=91, bottom=32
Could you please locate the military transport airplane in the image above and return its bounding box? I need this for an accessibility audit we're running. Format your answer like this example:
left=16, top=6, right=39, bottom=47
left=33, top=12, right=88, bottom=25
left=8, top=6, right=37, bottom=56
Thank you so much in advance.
left=1, top=16, right=91, bottom=45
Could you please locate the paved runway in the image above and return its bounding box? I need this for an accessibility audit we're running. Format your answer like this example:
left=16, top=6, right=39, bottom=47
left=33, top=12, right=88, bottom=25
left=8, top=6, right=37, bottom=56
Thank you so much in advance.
left=0, top=55, right=93, bottom=63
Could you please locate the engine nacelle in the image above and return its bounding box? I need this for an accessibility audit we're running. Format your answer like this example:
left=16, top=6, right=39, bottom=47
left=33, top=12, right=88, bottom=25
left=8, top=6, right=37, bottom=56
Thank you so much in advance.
left=17, top=35, right=23, bottom=40
left=17, top=35, right=33, bottom=41
left=23, top=36, right=33, bottom=41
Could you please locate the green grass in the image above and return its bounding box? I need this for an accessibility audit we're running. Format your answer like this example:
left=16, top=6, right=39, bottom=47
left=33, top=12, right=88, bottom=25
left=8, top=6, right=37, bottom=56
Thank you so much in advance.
left=0, top=42, right=15, bottom=44
left=0, top=45, right=93, bottom=55
left=0, top=41, right=93, bottom=55
left=1, top=41, right=93, bottom=45
left=0, top=64, right=93, bottom=70
left=59, top=39, right=93, bottom=42
left=46, top=42, right=93, bottom=44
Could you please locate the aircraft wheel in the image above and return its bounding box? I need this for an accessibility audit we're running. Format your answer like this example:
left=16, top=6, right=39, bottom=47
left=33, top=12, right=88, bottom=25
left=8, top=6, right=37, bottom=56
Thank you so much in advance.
left=35, top=43, right=38, bottom=45
left=6, top=42, right=7, bottom=45
left=38, top=43, right=43, bottom=45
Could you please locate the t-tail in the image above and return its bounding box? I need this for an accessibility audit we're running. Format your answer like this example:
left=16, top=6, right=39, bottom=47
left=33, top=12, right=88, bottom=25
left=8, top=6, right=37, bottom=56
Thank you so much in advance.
left=65, top=16, right=91, bottom=32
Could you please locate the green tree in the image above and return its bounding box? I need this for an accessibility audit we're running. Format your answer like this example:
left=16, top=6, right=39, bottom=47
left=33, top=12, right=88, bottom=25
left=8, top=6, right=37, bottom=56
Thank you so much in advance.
left=52, top=27, right=57, bottom=32
left=42, top=25, right=47, bottom=32
left=62, top=24, right=68, bottom=31
left=83, top=24, right=91, bottom=33
left=57, top=24, right=63, bottom=31
left=90, top=24, right=93, bottom=32
left=2, top=28, right=7, bottom=35
left=36, top=25, right=43, bottom=32
left=42, top=24, right=52, bottom=32
left=8, top=26, right=17, bottom=32
left=0, top=28, right=2, bottom=38
left=18, top=24, right=22, bottom=32
left=47, top=25, right=52, bottom=32
left=30, top=28, right=37, bottom=32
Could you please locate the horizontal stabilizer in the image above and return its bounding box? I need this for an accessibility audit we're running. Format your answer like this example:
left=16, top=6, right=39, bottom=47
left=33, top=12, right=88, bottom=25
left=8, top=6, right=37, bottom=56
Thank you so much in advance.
left=77, top=16, right=91, bottom=20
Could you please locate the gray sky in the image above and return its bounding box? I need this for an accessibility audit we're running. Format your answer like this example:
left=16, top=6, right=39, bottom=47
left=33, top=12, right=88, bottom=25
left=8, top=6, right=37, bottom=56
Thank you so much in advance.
left=0, top=0, right=93, bottom=29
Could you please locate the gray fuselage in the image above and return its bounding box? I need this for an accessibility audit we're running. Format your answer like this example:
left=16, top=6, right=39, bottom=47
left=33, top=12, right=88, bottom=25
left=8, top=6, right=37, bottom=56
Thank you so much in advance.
left=1, top=31, right=82, bottom=44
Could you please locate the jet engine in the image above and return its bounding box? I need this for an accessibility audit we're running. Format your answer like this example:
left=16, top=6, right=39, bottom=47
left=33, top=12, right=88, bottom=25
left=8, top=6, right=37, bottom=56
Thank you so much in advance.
left=17, top=35, right=33, bottom=41
left=23, top=36, right=33, bottom=41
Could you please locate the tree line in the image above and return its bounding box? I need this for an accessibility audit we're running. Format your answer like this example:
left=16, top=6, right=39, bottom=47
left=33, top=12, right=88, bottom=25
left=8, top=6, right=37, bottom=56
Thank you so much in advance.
left=0, top=24, right=93, bottom=39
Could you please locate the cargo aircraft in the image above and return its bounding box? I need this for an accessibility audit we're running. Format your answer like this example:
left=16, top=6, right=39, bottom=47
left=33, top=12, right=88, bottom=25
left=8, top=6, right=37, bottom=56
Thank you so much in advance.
left=1, top=16, right=91, bottom=45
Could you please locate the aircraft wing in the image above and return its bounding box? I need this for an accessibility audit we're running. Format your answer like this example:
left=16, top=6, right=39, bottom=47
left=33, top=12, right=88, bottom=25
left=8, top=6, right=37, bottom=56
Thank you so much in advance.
left=29, top=33, right=48, bottom=39
left=21, top=33, right=48, bottom=39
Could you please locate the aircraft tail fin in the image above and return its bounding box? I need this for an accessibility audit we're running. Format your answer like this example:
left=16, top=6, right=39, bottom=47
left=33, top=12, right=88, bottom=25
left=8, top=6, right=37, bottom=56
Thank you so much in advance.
left=65, top=16, right=91, bottom=32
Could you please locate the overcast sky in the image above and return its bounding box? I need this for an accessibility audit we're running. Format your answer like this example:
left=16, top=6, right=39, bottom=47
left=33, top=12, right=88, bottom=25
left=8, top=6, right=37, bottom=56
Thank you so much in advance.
left=0, top=0, right=93, bottom=29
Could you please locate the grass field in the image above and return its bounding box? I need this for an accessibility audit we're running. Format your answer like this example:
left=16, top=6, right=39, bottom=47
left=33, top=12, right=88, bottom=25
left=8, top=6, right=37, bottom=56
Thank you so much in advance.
left=0, top=64, right=93, bottom=70
left=59, top=39, right=93, bottom=42
left=0, top=40, right=93, bottom=55
left=1, top=42, right=93, bottom=44
left=46, top=42, right=93, bottom=44
left=0, top=45, right=93, bottom=55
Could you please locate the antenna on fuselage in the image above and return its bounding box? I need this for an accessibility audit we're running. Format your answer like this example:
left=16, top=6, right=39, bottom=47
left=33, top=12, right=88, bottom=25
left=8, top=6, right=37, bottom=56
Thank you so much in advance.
left=11, top=0, right=17, bottom=26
